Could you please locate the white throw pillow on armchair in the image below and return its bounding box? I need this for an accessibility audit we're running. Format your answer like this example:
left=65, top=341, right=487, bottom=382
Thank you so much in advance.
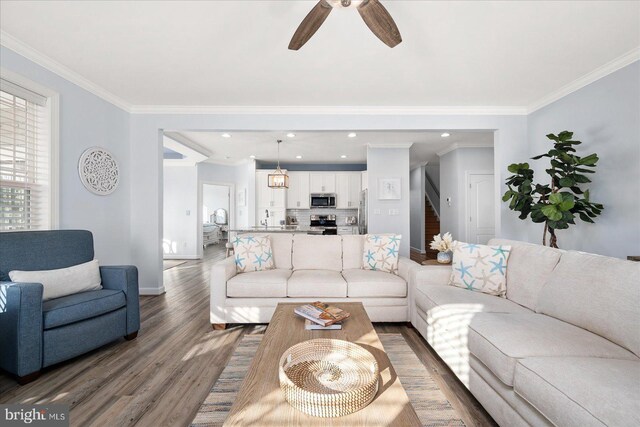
left=9, top=259, right=103, bottom=301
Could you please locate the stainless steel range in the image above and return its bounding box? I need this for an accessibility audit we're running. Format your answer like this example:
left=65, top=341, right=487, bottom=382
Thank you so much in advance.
left=310, top=214, right=337, bottom=235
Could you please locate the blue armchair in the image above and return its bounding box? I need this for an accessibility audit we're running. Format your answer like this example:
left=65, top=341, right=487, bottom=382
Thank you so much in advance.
left=0, top=230, right=140, bottom=384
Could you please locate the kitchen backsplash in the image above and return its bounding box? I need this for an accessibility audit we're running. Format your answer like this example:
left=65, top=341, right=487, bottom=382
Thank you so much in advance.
left=287, top=208, right=358, bottom=226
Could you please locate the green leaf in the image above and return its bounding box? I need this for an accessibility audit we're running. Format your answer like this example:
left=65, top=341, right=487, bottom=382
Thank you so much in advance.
left=541, top=205, right=562, bottom=221
left=559, top=177, right=575, bottom=187
left=573, top=174, right=591, bottom=183
left=502, top=192, right=512, bottom=202
left=531, top=154, right=550, bottom=160
left=583, top=189, right=590, bottom=202
left=558, top=131, right=574, bottom=141
left=579, top=153, right=599, bottom=166
left=546, top=133, right=560, bottom=142
left=559, top=199, right=575, bottom=211
left=548, top=193, right=563, bottom=205
left=579, top=213, right=595, bottom=223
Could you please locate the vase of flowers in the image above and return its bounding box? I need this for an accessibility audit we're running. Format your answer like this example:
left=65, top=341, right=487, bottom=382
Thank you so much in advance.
left=430, top=232, right=453, bottom=264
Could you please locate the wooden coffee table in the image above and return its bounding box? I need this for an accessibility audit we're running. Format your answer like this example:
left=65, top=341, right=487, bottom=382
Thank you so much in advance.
left=225, top=302, right=421, bottom=426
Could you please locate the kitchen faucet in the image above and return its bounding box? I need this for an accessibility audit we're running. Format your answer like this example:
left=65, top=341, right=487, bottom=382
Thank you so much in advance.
left=260, top=209, right=270, bottom=228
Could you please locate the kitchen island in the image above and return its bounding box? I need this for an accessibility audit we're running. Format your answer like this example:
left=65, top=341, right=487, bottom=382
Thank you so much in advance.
left=229, top=226, right=324, bottom=235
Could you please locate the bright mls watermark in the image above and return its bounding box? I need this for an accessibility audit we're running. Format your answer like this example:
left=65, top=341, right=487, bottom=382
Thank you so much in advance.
left=1, top=405, right=69, bottom=426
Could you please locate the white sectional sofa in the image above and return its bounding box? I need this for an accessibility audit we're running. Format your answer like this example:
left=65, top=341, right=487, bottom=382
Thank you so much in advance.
left=210, top=234, right=419, bottom=326
left=412, top=238, right=640, bottom=427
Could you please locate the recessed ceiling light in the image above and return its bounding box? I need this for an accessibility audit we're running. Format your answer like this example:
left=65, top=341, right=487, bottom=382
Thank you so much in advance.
left=249, top=155, right=256, bottom=159
left=296, top=155, right=303, bottom=159
left=340, top=155, right=348, bottom=159
left=221, top=133, right=232, bottom=138
left=441, top=132, right=450, bottom=138
left=286, top=133, right=296, bottom=138
left=347, top=132, right=357, bottom=138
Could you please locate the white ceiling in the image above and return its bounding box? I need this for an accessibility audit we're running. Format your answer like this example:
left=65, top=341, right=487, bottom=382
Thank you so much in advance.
left=165, top=130, right=494, bottom=168
left=1, top=1, right=638, bottom=110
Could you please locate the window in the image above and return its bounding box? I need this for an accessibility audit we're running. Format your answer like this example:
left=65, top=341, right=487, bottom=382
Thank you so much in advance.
left=0, top=77, right=56, bottom=231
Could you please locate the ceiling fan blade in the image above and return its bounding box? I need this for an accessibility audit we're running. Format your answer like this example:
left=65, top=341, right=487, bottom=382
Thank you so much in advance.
left=288, top=0, right=333, bottom=50
left=357, top=0, right=402, bottom=48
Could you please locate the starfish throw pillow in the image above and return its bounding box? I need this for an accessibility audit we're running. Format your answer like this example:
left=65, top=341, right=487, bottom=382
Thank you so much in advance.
left=449, top=241, right=511, bottom=296
left=362, top=234, right=402, bottom=274
left=232, top=235, right=275, bottom=273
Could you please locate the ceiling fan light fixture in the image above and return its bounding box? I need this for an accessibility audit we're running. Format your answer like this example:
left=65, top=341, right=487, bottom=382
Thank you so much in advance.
left=268, top=139, right=289, bottom=189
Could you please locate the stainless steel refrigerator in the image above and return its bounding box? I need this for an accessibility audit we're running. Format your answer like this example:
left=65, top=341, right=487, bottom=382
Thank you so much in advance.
left=358, top=189, right=368, bottom=235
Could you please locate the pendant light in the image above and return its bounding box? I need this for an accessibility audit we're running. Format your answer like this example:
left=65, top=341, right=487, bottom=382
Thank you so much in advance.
left=268, top=139, right=289, bottom=189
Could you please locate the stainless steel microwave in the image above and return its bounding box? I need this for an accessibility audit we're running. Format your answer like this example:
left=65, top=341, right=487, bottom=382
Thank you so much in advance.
left=310, top=193, right=337, bottom=208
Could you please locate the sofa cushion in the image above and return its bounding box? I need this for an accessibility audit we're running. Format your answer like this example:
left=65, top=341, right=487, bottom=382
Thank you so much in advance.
left=342, top=235, right=364, bottom=270
left=488, top=238, right=561, bottom=310
left=536, top=251, right=640, bottom=358
left=362, top=234, right=401, bottom=273
left=42, top=289, right=125, bottom=330
left=414, top=284, right=530, bottom=326
left=231, top=235, right=275, bottom=273
left=292, top=235, right=342, bottom=271
left=343, top=269, right=406, bottom=297
left=10, top=259, right=102, bottom=301
left=227, top=269, right=291, bottom=298
left=449, top=241, right=511, bottom=296
left=287, top=270, right=347, bottom=297
left=468, top=313, right=637, bottom=387
left=514, top=357, right=640, bottom=427
left=249, top=233, right=293, bottom=270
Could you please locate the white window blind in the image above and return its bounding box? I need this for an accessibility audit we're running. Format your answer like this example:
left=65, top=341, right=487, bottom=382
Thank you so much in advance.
left=0, top=78, right=51, bottom=231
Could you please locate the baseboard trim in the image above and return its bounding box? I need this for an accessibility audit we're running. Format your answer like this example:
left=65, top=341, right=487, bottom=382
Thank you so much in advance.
left=139, top=286, right=166, bottom=296
left=410, top=246, right=426, bottom=254
left=163, top=255, right=200, bottom=260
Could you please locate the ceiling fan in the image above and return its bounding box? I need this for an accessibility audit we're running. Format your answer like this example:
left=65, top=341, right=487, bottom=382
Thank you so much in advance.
left=289, top=0, right=402, bottom=50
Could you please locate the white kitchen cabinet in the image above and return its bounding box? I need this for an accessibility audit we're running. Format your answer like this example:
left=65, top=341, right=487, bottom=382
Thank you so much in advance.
left=309, top=172, right=336, bottom=194
left=338, top=226, right=358, bottom=235
left=255, top=170, right=286, bottom=208
left=361, top=171, right=368, bottom=191
left=286, top=171, right=310, bottom=209
left=336, top=172, right=361, bottom=209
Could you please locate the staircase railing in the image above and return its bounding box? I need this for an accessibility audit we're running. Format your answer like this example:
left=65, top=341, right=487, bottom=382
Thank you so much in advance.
left=424, top=170, right=440, bottom=219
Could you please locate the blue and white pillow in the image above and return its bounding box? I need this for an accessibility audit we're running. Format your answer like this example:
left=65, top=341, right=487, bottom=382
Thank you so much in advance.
left=449, top=241, right=511, bottom=296
left=232, top=235, right=275, bottom=273
left=362, top=234, right=402, bottom=274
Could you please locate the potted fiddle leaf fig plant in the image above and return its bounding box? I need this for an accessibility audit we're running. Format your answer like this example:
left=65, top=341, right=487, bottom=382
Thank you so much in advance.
left=502, top=131, right=604, bottom=248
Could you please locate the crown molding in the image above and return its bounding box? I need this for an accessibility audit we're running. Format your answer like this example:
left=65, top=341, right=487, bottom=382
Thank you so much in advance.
left=527, top=47, right=640, bottom=114
left=129, top=105, right=527, bottom=115
left=367, top=143, right=414, bottom=149
left=436, top=142, right=493, bottom=157
left=0, top=30, right=131, bottom=112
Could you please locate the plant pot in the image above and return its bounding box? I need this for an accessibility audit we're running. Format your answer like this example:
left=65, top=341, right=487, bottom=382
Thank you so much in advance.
left=437, top=251, right=452, bottom=264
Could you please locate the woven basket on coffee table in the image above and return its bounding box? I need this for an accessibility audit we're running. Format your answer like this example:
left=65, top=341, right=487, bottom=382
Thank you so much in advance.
left=279, top=338, right=379, bottom=418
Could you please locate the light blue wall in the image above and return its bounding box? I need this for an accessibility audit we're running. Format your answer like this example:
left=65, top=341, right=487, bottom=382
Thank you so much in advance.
left=367, top=147, right=411, bottom=256
left=0, top=46, right=131, bottom=265
left=526, top=62, right=640, bottom=258
left=440, top=147, right=495, bottom=241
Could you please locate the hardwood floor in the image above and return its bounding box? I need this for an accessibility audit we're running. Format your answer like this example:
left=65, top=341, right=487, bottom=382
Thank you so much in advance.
left=0, top=244, right=495, bottom=427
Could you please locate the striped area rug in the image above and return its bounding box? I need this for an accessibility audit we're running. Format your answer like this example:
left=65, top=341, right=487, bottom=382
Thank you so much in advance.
left=191, top=333, right=465, bottom=426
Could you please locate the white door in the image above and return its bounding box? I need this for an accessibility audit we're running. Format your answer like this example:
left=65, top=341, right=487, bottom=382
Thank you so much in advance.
left=467, top=173, right=495, bottom=244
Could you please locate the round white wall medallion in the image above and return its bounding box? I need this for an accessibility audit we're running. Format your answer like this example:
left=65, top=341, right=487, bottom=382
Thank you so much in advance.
left=78, top=147, right=120, bottom=195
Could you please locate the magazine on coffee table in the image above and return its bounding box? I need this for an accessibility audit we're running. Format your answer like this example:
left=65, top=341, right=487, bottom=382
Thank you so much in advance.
left=304, top=319, right=342, bottom=330
left=294, top=301, right=350, bottom=327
